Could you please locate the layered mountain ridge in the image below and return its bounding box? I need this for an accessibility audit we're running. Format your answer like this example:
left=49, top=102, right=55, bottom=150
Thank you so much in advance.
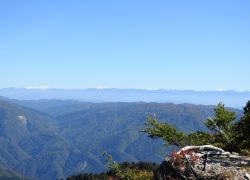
left=0, top=97, right=242, bottom=179
left=1, top=88, right=249, bottom=108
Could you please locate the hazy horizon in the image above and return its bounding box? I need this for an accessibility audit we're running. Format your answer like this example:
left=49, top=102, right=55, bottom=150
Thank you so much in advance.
left=1, top=86, right=249, bottom=108
left=1, top=86, right=250, bottom=92
left=0, top=1, right=250, bottom=179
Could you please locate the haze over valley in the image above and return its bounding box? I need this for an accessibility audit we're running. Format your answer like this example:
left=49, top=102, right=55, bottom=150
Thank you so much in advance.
left=0, top=87, right=249, bottom=108
left=0, top=0, right=249, bottom=179
left=0, top=97, right=243, bottom=179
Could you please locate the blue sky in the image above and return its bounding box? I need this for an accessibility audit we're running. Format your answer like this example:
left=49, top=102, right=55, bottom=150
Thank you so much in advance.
left=0, top=0, right=249, bottom=90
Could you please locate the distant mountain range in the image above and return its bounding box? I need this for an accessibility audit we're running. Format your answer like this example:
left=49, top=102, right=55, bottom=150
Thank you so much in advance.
left=0, top=87, right=247, bottom=179
left=0, top=88, right=250, bottom=108
left=0, top=98, right=242, bottom=180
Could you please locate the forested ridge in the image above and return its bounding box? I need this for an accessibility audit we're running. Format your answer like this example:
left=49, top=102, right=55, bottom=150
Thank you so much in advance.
left=0, top=98, right=245, bottom=179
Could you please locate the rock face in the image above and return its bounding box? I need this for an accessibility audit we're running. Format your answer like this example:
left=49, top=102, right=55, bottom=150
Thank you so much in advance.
left=17, top=115, right=28, bottom=126
left=154, top=145, right=250, bottom=180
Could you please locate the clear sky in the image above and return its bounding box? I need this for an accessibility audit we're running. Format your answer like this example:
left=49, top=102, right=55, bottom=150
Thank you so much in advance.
left=0, top=0, right=249, bottom=90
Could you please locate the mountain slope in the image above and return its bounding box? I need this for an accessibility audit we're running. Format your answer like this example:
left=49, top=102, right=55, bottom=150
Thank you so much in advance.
left=0, top=100, right=68, bottom=180
left=54, top=102, right=218, bottom=174
left=0, top=99, right=242, bottom=179
left=0, top=168, right=30, bottom=180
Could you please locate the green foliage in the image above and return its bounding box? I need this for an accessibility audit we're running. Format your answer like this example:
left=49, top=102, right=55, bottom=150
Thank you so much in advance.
left=232, top=101, right=250, bottom=153
left=143, top=115, right=186, bottom=147
left=205, top=102, right=236, bottom=132
left=143, top=102, right=250, bottom=153
left=185, top=131, right=212, bottom=146
left=66, top=173, right=109, bottom=180
left=102, top=152, right=155, bottom=180
left=143, top=115, right=213, bottom=147
left=55, top=102, right=216, bottom=175
left=203, top=103, right=237, bottom=150
left=66, top=161, right=159, bottom=180
left=102, top=151, right=121, bottom=175
left=0, top=99, right=242, bottom=179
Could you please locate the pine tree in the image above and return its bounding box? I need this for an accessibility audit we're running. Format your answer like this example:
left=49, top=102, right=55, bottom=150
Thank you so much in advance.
left=233, top=101, right=250, bottom=153
left=143, top=102, right=250, bottom=153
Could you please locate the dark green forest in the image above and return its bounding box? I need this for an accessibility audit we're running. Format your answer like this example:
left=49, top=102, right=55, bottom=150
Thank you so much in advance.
left=144, top=101, right=250, bottom=153
left=0, top=98, right=244, bottom=179
left=66, top=101, right=250, bottom=180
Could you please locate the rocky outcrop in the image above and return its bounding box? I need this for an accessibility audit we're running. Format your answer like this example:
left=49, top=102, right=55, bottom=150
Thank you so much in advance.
left=154, top=145, right=250, bottom=180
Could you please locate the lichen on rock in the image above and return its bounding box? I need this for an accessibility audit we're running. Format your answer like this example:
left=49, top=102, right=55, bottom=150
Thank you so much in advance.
left=154, top=145, right=250, bottom=180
